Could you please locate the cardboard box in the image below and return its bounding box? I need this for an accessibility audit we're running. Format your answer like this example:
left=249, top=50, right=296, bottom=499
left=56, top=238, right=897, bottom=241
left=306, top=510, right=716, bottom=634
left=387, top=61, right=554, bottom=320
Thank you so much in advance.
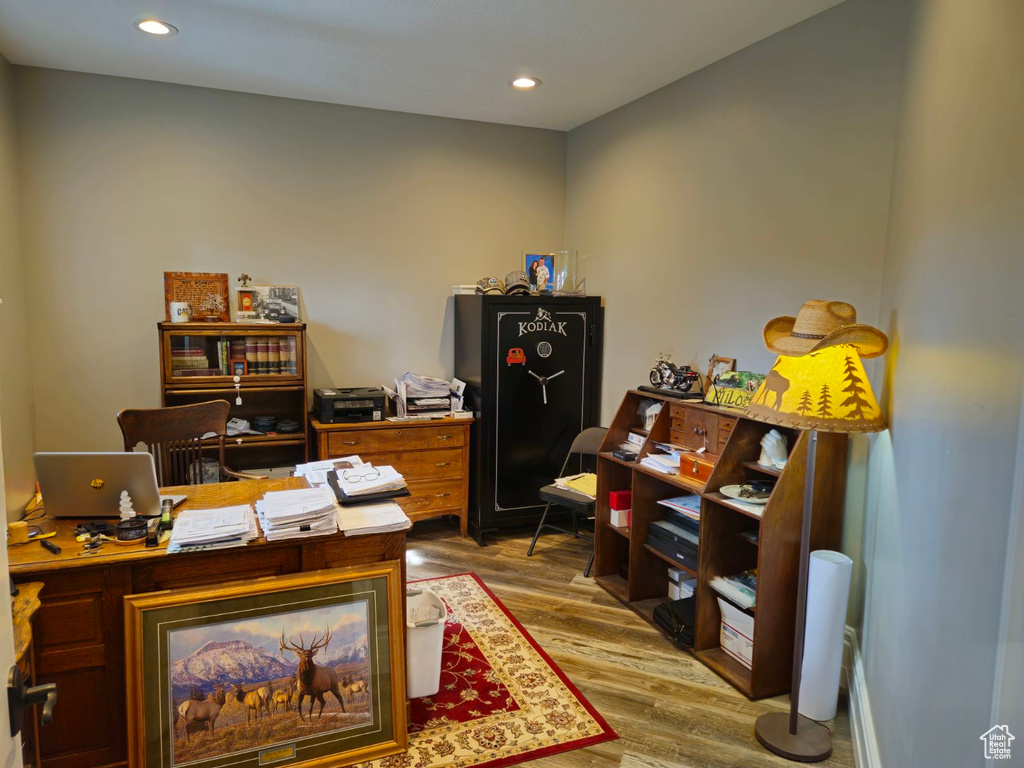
left=610, top=508, right=631, bottom=528
left=609, top=489, right=632, bottom=510
left=718, top=597, right=754, bottom=669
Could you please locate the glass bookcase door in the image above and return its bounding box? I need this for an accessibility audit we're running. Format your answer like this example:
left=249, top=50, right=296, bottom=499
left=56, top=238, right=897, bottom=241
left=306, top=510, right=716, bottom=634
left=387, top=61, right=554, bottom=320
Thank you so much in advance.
left=165, top=332, right=302, bottom=383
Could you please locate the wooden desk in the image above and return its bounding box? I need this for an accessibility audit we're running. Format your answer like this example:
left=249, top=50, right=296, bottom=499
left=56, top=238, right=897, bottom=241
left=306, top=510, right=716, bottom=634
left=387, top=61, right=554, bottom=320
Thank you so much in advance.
left=310, top=416, right=473, bottom=536
left=9, top=478, right=407, bottom=768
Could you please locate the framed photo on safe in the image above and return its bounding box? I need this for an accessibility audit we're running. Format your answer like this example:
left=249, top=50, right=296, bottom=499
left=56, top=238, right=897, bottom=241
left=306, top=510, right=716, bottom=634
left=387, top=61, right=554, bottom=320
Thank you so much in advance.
left=124, top=562, right=407, bottom=768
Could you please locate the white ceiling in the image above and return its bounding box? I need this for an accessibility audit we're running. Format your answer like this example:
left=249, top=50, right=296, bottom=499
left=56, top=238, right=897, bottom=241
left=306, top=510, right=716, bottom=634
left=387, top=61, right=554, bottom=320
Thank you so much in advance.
left=0, top=0, right=843, bottom=131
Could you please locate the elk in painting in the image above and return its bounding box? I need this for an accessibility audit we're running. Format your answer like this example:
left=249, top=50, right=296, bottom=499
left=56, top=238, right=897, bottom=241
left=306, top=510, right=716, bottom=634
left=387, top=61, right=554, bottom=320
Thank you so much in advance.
left=279, top=627, right=346, bottom=720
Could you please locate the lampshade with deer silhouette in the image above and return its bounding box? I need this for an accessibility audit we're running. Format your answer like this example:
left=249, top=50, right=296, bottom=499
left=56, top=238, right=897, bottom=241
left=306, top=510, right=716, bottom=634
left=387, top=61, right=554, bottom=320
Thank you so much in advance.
left=745, top=343, right=885, bottom=433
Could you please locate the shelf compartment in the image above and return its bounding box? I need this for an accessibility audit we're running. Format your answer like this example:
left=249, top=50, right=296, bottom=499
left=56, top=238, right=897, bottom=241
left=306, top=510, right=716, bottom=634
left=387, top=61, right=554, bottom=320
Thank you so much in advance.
left=595, top=574, right=629, bottom=603
left=642, top=543, right=697, bottom=578
left=695, top=647, right=753, bottom=696
left=740, top=460, right=782, bottom=478
left=608, top=524, right=631, bottom=539
left=702, top=492, right=766, bottom=522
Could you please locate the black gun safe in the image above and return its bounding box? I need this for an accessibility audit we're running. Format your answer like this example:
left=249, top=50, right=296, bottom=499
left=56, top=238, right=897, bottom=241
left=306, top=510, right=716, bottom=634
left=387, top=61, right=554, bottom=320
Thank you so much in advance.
left=454, top=295, right=603, bottom=544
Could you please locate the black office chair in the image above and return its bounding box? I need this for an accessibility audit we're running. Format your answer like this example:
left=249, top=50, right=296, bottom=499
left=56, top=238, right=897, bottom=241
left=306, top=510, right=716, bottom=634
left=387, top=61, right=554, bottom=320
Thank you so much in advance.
left=526, top=427, right=608, bottom=577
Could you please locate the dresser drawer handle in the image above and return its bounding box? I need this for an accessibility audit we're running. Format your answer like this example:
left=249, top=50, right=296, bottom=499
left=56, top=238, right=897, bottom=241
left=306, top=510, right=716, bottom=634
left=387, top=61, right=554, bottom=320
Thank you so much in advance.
left=692, top=460, right=700, bottom=475
left=342, top=440, right=359, bottom=446
left=436, top=435, right=452, bottom=440
left=434, top=462, right=451, bottom=467
left=434, top=492, right=451, bottom=498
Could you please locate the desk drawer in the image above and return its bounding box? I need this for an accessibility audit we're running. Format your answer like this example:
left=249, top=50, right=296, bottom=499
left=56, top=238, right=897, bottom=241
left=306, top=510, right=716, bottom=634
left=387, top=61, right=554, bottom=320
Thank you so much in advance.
left=328, top=425, right=464, bottom=455
left=396, top=478, right=465, bottom=518
left=359, top=448, right=464, bottom=481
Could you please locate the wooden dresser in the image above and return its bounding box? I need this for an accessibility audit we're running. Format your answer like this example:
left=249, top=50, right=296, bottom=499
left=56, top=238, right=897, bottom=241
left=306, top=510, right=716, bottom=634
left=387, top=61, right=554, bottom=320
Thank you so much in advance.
left=310, top=416, right=472, bottom=536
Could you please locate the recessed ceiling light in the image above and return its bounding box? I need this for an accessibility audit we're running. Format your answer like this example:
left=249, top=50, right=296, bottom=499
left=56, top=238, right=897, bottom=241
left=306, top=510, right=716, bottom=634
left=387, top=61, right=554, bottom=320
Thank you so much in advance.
left=134, top=19, right=178, bottom=36
left=510, top=77, right=541, bottom=90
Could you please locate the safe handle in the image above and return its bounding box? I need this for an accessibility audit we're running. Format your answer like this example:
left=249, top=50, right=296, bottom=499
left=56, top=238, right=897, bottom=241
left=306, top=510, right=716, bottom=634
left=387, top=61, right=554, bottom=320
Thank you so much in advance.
left=8, top=665, right=57, bottom=737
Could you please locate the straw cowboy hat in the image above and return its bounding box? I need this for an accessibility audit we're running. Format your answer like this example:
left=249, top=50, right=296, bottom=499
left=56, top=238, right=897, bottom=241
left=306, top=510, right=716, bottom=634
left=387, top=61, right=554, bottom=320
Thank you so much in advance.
left=763, top=300, right=888, bottom=358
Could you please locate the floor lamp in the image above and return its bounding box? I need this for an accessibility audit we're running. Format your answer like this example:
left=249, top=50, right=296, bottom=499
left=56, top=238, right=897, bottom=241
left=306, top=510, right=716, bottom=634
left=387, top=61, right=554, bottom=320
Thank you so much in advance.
left=745, top=342, right=886, bottom=762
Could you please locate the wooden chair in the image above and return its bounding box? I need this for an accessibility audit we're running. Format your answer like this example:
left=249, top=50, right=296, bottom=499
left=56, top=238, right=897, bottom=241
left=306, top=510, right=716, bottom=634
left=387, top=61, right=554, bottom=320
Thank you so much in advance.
left=526, top=427, right=608, bottom=577
left=117, top=401, right=264, bottom=486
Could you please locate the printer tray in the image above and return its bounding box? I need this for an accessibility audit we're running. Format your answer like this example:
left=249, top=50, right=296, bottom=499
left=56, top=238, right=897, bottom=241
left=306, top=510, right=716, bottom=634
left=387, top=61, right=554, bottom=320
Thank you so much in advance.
left=328, top=473, right=412, bottom=506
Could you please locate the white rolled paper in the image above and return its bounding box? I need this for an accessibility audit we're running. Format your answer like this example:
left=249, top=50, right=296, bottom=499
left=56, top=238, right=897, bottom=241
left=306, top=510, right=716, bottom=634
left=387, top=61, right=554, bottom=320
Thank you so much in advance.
left=798, top=550, right=853, bottom=721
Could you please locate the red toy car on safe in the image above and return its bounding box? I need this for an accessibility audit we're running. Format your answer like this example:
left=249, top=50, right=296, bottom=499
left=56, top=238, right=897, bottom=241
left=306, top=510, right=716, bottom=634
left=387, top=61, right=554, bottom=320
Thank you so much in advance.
left=506, top=348, right=526, bottom=366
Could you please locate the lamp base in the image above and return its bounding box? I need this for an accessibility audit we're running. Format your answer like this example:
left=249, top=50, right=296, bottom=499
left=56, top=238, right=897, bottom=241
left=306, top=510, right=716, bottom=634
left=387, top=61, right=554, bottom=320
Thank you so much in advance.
left=754, top=712, right=832, bottom=763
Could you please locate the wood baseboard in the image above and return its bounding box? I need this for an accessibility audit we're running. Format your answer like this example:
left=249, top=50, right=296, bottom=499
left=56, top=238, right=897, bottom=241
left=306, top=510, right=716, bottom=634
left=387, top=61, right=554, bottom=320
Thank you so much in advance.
left=844, top=626, right=881, bottom=768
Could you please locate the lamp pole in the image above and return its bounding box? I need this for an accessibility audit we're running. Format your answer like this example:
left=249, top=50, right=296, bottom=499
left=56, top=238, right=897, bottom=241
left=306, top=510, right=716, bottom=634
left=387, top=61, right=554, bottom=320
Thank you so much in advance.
left=754, top=428, right=832, bottom=762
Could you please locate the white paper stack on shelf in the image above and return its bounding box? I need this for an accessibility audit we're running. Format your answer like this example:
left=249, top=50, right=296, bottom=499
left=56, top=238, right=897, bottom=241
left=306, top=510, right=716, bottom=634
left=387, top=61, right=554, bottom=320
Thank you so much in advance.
left=167, top=504, right=259, bottom=553
left=255, top=487, right=339, bottom=541
left=392, top=372, right=455, bottom=417
left=294, top=456, right=365, bottom=487
left=335, top=465, right=407, bottom=498
left=336, top=501, right=412, bottom=536
left=640, top=451, right=681, bottom=474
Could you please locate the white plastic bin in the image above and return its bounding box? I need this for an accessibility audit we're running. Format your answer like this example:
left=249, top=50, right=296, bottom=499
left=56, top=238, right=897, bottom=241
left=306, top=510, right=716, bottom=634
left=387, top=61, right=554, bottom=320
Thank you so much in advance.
left=405, top=587, right=446, bottom=698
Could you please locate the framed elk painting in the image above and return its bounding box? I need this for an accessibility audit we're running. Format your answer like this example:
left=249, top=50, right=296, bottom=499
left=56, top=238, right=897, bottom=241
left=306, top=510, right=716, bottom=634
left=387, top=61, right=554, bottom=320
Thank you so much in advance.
left=124, top=562, right=407, bottom=768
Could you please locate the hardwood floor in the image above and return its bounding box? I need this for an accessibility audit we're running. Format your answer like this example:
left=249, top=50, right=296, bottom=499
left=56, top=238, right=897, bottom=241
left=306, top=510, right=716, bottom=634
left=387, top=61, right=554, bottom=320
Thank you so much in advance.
left=406, top=519, right=855, bottom=768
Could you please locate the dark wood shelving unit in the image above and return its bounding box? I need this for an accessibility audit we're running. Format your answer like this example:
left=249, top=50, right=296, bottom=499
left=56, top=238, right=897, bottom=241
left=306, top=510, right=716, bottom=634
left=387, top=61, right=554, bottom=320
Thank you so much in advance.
left=158, top=321, right=309, bottom=470
left=594, top=389, right=847, bottom=699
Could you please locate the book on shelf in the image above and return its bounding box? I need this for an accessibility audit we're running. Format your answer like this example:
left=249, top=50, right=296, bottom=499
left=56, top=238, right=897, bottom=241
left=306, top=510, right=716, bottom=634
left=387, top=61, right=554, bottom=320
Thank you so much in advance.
left=268, top=337, right=281, bottom=374
left=257, top=337, right=269, bottom=374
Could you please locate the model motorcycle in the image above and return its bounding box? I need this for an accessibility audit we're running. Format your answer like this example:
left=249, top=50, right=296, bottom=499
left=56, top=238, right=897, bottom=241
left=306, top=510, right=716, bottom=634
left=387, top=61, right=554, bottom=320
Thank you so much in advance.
left=649, top=354, right=701, bottom=393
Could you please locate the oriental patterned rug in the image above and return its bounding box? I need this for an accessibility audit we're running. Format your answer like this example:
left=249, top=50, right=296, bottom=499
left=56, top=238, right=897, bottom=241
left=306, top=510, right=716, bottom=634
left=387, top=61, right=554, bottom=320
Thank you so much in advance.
left=354, top=573, right=616, bottom=768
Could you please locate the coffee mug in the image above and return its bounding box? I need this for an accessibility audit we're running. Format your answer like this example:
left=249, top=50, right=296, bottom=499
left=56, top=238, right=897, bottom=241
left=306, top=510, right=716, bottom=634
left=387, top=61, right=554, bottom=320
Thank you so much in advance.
left=170, top=302, right=192, bottom=323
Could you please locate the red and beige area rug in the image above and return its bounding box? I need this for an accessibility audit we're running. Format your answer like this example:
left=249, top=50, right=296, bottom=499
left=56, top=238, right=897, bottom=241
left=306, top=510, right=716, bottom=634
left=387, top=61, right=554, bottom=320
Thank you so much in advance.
left=355, top=573, right=616, bottom=768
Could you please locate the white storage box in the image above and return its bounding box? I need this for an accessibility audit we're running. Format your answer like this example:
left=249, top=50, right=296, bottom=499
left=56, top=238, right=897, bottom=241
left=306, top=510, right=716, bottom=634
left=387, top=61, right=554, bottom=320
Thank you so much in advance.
left=610, top=508, right=631, bottom=528
left=406, top=587, right=446, bottom=698
left=718, top=597, right=754, bottom=669
left=668, top=568, right=696, bottom=600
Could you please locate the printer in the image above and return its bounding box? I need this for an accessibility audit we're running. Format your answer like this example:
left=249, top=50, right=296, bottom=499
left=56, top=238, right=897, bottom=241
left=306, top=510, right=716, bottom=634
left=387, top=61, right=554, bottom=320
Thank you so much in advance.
left=313, top=387, right=386, bottom=423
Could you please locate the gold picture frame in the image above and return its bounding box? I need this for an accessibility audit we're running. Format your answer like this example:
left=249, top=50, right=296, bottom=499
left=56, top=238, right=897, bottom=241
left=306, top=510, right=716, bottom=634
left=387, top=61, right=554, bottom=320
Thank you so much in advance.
left=125, top=562, right=407, bottom=768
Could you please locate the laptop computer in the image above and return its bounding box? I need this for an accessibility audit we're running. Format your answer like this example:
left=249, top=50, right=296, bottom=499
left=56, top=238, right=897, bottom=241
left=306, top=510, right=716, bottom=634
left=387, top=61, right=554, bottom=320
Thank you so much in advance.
left=33, top=452, right=186, bottom=518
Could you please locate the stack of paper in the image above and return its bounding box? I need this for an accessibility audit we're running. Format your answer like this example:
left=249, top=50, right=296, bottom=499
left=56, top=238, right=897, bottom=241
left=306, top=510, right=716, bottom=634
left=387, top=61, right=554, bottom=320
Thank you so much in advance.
left=294, top=456, right=364, bottom=487
left=554, top=472, right=597, bottom=500
left=167, top=504, right=259, bottom=553
left=336, top=501, right=412, bottom=536
left=710, top=570, right=758, bottom=609
left=640, top=452, right=681, bottom=474
left=658, top=495, right=702, bottom=522
left=389, top=372, right=466, bottom=417
left=335, top=465, right=407, bottom=498
left=255, top=487, right=339, bottom=541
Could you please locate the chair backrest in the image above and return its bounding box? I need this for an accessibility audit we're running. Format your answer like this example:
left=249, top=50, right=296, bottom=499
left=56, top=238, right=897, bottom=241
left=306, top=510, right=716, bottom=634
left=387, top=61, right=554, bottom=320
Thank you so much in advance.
left=117, top=401, right=230, bottom=486
left=556, top=427, right=609, bottom=478
left=568, top=427, right=609, bottom=458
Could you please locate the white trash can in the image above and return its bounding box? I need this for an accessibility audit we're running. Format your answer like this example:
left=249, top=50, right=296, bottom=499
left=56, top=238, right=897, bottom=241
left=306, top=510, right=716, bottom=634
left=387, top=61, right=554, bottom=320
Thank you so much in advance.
left=405, top=587, right=446, bottom=699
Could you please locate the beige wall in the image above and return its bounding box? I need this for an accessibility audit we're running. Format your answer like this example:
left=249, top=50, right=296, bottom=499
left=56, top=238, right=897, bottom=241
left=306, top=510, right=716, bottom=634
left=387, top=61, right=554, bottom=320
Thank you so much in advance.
left=566, top=0, right=910, bottom=424
left=0, top=53, right=35, bottom=518
left=860, top=1, right=1024, bottom=764
left=13, top=68, right=566, bottom=452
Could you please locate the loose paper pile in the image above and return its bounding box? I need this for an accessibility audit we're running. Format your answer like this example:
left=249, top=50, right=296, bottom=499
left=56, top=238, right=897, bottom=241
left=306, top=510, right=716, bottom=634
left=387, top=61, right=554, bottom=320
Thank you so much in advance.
left=640, top=452, right=680, bottom=474
left=256, top=487, right=339, bottom=541
left=294, top=456, right=364, bottom=487
left=335, top=465, right=407, bottom=497
left=657, top=495, right=702, bottom=523
left=336, top=501, right=412, bottom=536
left=167, top=504, right=259, bottom=553
left=554, top=472, right=597, bottom=500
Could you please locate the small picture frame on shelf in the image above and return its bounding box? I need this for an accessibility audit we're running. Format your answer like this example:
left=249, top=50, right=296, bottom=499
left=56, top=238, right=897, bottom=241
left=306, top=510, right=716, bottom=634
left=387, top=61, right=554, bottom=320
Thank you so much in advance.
left=231, top=359, right=247, bottom=376
left=706, top=355, right=736, bottom=388
left=234, top=285, right=300, bottom=321
left=523, top=253, right=555, bottom=293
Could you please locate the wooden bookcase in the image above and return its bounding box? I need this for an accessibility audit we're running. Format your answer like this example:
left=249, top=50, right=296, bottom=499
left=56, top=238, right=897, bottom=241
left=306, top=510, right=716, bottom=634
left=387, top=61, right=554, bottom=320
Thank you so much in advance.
left=158, top=321, right=309, bottom=470
left=594, top=389, right=847, bottom=699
